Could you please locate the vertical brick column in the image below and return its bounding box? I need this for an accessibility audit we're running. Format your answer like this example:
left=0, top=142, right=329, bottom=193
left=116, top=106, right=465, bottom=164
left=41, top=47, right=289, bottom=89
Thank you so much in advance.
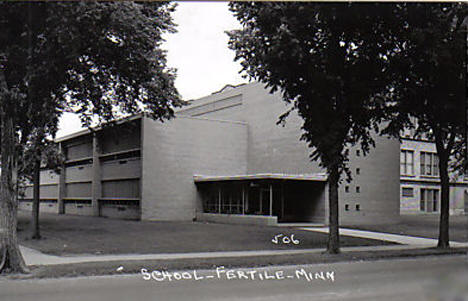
left=57, top=142, right=66, bottom=214
left=91, top=133, right=101, bottom=216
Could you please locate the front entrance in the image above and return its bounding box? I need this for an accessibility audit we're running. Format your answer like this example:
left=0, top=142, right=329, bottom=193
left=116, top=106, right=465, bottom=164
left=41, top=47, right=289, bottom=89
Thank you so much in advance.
left=196, top=179, right=326, bottom=223
left=280, top=181, right=326, bottom=223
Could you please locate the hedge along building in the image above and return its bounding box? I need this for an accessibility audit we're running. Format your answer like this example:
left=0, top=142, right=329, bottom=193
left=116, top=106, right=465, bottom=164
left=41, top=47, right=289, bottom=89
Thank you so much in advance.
left=19, top=82, right=401, bottom=226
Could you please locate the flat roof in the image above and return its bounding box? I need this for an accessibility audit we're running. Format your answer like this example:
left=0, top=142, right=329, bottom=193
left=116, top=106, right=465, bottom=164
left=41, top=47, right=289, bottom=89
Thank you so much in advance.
left=55, top=114, right=143, bottom=143
left=175, top=82, right=259, bottom=114
left=193, top=173, right=328, bottom=183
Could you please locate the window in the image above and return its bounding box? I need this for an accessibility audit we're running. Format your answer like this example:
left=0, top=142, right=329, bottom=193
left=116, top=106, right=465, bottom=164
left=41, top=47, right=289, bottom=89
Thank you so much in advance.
left=402, top=187, right=414, bottom=197
left=355, top=204, right=360, bottom=211
left=345, top=204, right=349, bottom=211
left=356, top=150, right=360, bottom=156
left=400, top=150, right=414, bottom=175
left=420, top=189, right=439, bottom=213
left=356, top=168, right=360, bottom=175
left=203, top=184, right=245, bottom=214
left=420, top=152, right=439, bottom=176
left=345, top=186, right=349, bottom=193
left=356, top=186, right=360, bottom=193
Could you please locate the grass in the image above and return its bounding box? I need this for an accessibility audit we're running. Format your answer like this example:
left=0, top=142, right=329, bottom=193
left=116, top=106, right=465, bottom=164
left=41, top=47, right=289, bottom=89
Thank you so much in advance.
left=17, top=211, right=394, bottom=256
left=348, top=214, right=468, bottom=242
left=12, top=211, right=468, bottom=279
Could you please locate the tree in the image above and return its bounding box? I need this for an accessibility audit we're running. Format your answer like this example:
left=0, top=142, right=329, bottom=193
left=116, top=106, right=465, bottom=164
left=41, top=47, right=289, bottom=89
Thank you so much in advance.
left=380, top=3, right=468, bottom=248
left=15, top=64, right=64, bottom=240
left=18, top=137, right=64, bottom=240
left=228, top=2, right=400, bottom=253
left=0, top=1, right=181, bottom=273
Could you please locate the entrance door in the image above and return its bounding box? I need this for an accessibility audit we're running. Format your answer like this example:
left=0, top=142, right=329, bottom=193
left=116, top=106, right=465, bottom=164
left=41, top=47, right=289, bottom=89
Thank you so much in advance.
left=259, top=188, right=270, bottom=215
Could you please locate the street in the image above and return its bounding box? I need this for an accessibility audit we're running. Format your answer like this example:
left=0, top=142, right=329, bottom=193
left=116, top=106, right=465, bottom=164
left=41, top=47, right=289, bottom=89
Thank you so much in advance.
left=1, top=255, right=467, bottom=301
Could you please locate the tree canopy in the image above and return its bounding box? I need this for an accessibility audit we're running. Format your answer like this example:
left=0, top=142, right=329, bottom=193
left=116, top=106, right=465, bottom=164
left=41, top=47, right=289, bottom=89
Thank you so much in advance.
left=1, top=1, right=181, bottom=125
left=379, top=3, right=468, bottom=247
left=228, top=2, right=468, bottom=251
left=0, top=1, right=181, bottom=273
left=228, top=2, right=403, bottom=253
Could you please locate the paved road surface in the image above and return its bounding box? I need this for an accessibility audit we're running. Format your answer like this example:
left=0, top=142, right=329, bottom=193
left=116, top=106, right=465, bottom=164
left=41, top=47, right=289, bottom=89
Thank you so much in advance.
left=1, top=255, right=467, bottom=301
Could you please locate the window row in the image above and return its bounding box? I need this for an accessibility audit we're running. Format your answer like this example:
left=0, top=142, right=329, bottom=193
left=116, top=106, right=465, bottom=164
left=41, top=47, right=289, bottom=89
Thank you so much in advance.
left=400, top=150, right=439, bottom=176
left=344, top=204, right=360, bottom=211
left=345, top=186, right=360, bottom=193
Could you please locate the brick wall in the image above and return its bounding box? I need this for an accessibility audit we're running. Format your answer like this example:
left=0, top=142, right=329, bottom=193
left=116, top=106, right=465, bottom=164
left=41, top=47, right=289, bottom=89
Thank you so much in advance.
left=178, top=82, right=401, bottom=225
left=141, top=116, right=248, bottom=221
left=339, top=135, right=401, bottom=225
left=178, top=82, right=323, bottom=174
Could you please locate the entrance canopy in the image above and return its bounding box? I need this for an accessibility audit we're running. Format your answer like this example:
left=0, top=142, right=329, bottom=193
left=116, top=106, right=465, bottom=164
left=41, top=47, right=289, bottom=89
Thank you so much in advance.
left=194, top=173, right=328, bottom=223
left=193, top=173, right=327, bottom=183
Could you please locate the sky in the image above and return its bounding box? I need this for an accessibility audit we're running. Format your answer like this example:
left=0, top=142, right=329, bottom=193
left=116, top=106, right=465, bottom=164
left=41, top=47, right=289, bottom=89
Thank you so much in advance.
left=56, top=1, right=246, bottom=138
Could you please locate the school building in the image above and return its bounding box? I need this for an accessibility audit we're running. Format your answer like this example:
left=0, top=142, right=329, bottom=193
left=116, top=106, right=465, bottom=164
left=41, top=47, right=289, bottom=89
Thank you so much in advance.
left=24, top=81, right=457, bottom=226
left=400, top=135, right=468, bottom=215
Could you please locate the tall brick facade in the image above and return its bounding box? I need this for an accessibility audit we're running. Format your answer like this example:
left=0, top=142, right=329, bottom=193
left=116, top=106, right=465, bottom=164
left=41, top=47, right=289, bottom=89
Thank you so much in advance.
left=141, top=116, right=248, bottom=221
left=178, top=82, right=401, bottom=225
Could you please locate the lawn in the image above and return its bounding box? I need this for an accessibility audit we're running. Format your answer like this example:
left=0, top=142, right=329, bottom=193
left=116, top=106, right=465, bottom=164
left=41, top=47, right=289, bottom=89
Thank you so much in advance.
left=348, top=214, right=468, bottom=242
left=17, top=211, right=395, bottom=256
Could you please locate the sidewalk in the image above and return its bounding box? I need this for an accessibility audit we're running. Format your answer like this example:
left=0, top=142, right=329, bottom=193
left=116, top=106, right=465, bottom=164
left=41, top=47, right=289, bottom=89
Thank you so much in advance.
left=21, top=244, right=426, bottom=266
left=21, top=227, right=468, bottom=266
left=299, top=227, right=468, bottom=247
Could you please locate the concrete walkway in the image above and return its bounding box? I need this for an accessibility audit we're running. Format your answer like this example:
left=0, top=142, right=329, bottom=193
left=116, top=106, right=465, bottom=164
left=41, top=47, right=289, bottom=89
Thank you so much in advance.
left=300, top=227, right=468, bottom=247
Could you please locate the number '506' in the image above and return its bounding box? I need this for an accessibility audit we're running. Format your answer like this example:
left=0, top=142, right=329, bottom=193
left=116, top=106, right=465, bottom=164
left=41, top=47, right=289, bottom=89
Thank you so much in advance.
left=272, top=234, right=299, bottom=245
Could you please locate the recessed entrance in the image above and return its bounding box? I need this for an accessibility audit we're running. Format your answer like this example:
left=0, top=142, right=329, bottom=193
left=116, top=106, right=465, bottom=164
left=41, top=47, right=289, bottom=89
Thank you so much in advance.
left=195, top=175, right=326, bottom=223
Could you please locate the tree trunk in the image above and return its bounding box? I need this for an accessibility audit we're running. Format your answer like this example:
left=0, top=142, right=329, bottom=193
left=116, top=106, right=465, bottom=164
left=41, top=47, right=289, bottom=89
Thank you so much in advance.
left=0, top=113, right=29, bottom=274
left=437, top=151, right=450, bottom=249
left=327, top=165, right=340, bottom=254
left=31, top=156, right=41, bottom=240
